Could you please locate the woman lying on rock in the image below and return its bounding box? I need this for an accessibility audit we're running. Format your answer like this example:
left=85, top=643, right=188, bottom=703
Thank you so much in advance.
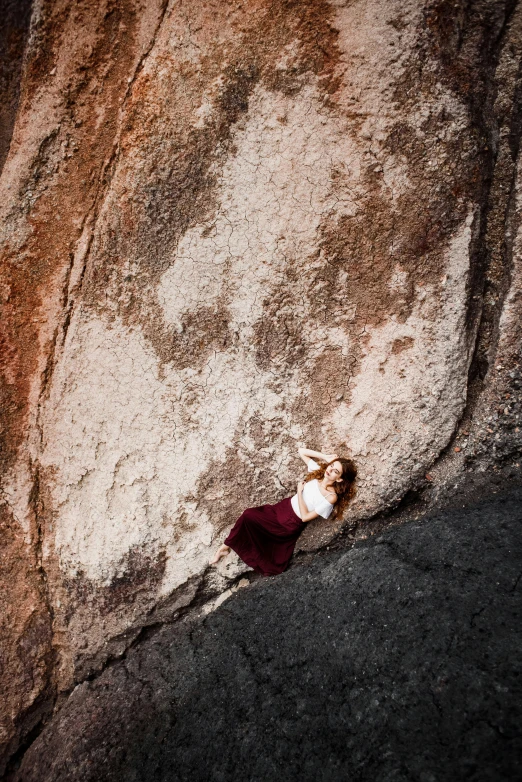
left=209, top=447, right=357, bottom=576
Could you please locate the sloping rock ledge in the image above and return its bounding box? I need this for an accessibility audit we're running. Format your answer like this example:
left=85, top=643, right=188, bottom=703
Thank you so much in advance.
left=10, top=483, right=522, bottom=782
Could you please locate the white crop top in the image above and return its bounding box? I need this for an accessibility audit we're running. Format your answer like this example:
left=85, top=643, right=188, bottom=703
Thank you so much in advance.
left=291, top=459, right=335, bottom=520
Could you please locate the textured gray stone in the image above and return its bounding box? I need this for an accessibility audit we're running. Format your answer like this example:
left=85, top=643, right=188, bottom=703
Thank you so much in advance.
left=12, top=486, right=522, bottom=781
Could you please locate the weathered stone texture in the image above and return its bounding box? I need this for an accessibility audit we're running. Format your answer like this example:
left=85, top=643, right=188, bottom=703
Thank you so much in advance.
left=0, top=0, right=32, bottom=174
left=11, top=487, right=522, bottom=782
left=0, top=0, right=167, bottom=771
left=1, top=0, right=521, bottom=771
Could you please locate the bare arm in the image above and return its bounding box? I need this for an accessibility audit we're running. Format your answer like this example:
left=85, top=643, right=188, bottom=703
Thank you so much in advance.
left=297, top=481, right=320, bottom=523
left=297, top=446, right=338, bottom=467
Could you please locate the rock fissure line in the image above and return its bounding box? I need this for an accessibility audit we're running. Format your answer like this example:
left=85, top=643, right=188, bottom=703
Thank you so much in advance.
left=415, top=1, right=522, bottom=480
left=21, top=91, right=140, bottom=768
left=4, top=460, right=59, bottom=781
left=460, top=3, right=522, bottom=402
left=510, top=570, right=522, bottom=592
left=34, top=0, right=172, bottom=422
left=0, top=0, right=33, bottom=177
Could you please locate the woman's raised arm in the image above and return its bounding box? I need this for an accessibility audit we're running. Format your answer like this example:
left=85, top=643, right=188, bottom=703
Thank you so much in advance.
left=297, top=446, right=338, bottom=466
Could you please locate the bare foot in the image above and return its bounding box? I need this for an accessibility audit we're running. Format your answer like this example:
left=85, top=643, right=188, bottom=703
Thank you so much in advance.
left=209, top=544, right=231, bottom=565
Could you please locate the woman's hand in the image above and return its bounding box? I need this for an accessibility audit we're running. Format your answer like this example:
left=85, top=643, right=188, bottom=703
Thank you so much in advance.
left=324, top=453, right=338, bottom=463
left=298, top=446, right=339, bottom=466
left=296, top=481, right=319, bottom=522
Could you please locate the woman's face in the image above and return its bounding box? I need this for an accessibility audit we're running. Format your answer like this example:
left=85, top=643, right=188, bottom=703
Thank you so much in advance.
left=325, top=461, right=343, bottom=483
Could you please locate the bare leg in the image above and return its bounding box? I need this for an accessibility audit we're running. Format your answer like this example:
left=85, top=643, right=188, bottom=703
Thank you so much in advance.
left=209, top=543, right=231, bottom=565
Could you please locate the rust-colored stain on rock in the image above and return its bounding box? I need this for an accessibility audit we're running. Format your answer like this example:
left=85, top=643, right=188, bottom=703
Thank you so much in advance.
left=1, top=0, right=521, bottom=771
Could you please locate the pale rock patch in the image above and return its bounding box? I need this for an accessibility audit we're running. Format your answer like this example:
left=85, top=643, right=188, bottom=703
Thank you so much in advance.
left=330, top=211, right=476, bottom=513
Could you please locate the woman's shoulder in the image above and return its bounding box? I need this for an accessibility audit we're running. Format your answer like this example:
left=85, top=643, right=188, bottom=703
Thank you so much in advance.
left=313, top=481, right=336, bottom=505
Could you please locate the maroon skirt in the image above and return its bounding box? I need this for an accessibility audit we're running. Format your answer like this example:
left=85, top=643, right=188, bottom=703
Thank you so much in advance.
left=224, top=497, right=306, bottom=576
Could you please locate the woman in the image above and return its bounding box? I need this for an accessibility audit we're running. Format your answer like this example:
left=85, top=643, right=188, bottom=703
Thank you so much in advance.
left=209, top=447, right=357, bottom=576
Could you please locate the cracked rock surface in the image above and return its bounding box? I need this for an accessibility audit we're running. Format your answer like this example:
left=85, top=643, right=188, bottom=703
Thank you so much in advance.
left=12, top=486, right=522, bottom=782
left=1, top=0, right=522, bottom=769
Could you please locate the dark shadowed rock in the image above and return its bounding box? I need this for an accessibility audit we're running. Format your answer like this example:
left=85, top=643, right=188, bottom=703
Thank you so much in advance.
left=13, top=487, right=522, bottom=782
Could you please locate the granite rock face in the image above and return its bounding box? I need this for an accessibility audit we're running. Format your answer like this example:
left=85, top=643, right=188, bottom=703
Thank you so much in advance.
left=1, top=0, right=521, bottom=771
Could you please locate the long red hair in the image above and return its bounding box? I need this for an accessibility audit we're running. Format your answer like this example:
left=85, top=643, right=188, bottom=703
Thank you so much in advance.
left=305, top=458, right=357, bottom=520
